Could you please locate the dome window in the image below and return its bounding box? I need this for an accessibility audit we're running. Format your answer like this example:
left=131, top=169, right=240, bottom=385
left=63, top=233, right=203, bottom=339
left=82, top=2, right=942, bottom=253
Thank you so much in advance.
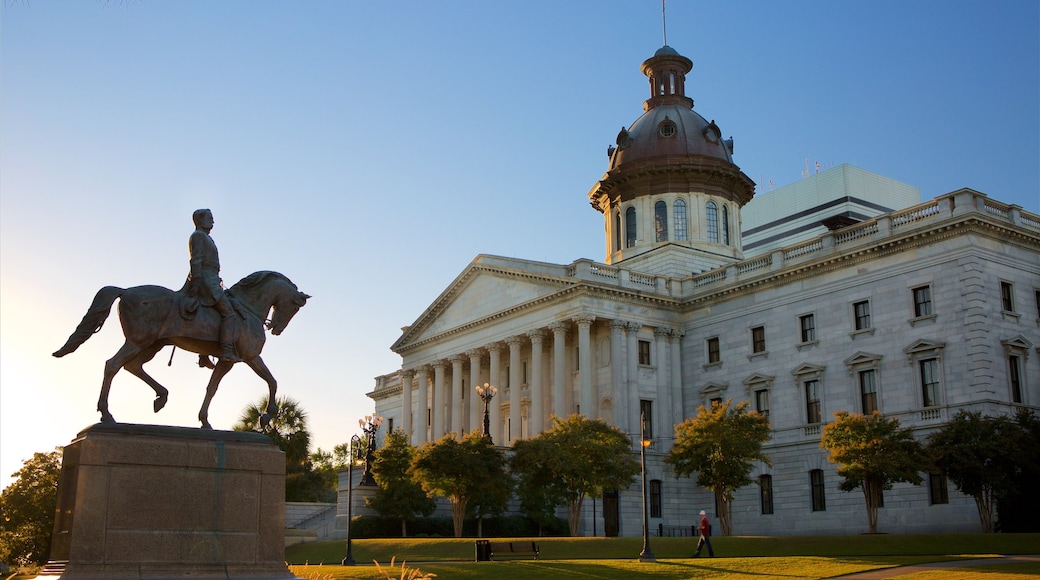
left=658, top=119, right=677, bottom=138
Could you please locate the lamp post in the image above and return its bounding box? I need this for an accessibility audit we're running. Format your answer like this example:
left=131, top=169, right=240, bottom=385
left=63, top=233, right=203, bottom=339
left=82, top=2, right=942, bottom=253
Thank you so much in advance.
left=638, top=411, right=655, bottom=562
left=358, top=414, right=383, bottom=487
left=342, top=433, right=362, bottom=566
left=475, top=383, right=498, bottom=444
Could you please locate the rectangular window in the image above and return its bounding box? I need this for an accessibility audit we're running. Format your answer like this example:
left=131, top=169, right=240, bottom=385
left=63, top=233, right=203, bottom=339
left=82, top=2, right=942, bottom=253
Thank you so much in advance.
left=920, top=358, right=940, bottom=407
left=929, top=473, right=949, bottom=505
left=1035, top=289, right=1040, bottom=316
left=638, top=340, right=651, bottom=365
left=805, top=379, right=821, bottom=424
left=854, top=300, right=871, bottom=330
left=706, top=337, right=720, bottom=364
left=639, top=399, right=653, bottom=440
left=574, top=347, right=580, bottom=371
left=913, top=286, right=933, bottom=317
left=522, top=361, right=528, bottom=385
left=387, top=418, right=394, bottom=433
left=506, top=365, right=511, bottom=388
left=1001, top=281, right=1015, bottom=312
left=710, top=397, right=723, bottom=408
left=751, top=326, right=766, bottom=353
left=1009, top=355, right=1023, bottom=404
left=859, top=369, right=878, bottom=415
left=755, top=389, right=769, bottom=419
left=759, top=474, right=774, bottom=515
left=649, top=479, right=662, bottom=518
left=810, top=469, right=827, bottom=512
left=799, top=314, right=816, bottom=343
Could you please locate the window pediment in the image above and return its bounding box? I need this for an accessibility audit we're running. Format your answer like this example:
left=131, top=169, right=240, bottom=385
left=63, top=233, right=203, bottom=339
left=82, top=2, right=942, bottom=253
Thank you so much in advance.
left=1001, top=335, right=1034, bottom=353
left=904, top=339, right=945, bottom=362
left=844, top=351, right=882, bottom=367
left=791, top=363, right=825, bottom=378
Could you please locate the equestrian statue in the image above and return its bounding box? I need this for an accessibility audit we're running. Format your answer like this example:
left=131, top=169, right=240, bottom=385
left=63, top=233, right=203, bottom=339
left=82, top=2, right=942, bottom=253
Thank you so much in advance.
left=53, top=209, right=310, bottom=429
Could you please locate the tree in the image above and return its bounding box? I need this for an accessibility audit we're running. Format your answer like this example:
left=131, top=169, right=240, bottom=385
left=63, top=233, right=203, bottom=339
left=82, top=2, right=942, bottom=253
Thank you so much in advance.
left=367, top=429, right=436, bottom=537
left=234, top=396, right=334, bottom=501
left=927, top=410, right=1022, bottom=532
left=997, top=409, right=1040, bottom=532
left=0, top=449, right=62, bottom=566
left=509, top=415, right=640, bottom=536
left=409, top=432, right=511, bottom=538
left=821, top=411, right=926, bottom=533
left=667, top=400, right=771, bottom=536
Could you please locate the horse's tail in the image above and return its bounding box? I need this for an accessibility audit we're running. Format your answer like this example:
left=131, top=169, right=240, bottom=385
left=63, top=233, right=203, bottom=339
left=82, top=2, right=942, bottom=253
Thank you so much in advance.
left=52, top=286, right=125, bottom=358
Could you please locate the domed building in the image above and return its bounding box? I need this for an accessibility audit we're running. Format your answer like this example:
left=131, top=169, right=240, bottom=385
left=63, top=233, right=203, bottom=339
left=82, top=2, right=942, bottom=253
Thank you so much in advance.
left=359, top=43, right=1040, bottom=538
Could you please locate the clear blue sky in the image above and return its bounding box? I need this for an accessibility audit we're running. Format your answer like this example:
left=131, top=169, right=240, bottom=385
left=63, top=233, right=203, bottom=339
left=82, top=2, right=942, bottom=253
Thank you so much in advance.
left=2, top=1, right=1037, bottom=486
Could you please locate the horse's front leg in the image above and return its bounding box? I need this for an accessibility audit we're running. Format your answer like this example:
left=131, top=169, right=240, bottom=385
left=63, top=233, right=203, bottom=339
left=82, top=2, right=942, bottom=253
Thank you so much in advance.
left=198, top=360, right=235, bottom=429
left=245, top=356, right=278, bottom=429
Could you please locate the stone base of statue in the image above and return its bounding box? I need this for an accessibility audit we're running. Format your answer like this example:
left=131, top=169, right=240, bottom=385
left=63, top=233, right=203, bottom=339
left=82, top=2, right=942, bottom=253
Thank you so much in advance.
left=38, top=423, right=298, bottom=579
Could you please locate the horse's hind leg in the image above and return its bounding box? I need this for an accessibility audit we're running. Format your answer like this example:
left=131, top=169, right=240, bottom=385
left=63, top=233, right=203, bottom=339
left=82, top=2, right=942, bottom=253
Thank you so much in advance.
left=198, top=360, right=235, bottom=429
left=245, top=356, right=278, bottom=429
left=99, top=341, right=144, bottom=423
left=123, top=344, right=170, bottom=413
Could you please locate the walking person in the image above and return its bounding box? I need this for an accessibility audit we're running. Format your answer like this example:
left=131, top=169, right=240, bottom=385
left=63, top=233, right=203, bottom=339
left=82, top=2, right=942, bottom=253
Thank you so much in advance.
left=693, top=510, right=714, bottom=557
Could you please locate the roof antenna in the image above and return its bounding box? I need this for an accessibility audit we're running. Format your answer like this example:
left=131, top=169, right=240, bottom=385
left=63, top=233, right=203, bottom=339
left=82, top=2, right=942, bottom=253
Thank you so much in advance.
left=661, top=0, right=668, bottom=46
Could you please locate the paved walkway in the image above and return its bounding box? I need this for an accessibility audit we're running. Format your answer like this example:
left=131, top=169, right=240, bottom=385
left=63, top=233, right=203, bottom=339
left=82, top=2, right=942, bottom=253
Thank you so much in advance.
left=831, top=555, right=1040, bottom=579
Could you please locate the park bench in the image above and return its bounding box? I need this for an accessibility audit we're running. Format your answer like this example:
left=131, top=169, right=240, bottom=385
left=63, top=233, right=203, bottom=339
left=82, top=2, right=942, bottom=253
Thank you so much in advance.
left=488, top=541, right=540, bottom=560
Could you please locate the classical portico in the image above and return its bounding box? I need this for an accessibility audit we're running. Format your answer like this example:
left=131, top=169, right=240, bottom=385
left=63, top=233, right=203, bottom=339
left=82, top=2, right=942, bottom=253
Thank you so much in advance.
left=370, top=279, right=685, bottom=449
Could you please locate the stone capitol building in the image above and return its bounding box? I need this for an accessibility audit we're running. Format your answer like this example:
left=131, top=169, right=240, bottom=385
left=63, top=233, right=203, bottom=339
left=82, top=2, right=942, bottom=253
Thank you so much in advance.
left=362, top=43, right=1040, bottom=537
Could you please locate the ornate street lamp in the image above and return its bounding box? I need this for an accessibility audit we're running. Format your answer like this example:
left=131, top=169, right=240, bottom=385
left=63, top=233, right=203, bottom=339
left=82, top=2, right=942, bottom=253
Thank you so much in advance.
left=638, top=411, right=656, bottom=562
left=342, top=433, right=363, bottom=566
left=475, top=383, right=498, bottom=443
left=358, top=414, right=383, bottom=487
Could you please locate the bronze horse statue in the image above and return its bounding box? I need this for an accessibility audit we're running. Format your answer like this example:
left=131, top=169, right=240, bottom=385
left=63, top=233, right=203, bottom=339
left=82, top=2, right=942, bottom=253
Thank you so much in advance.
left=53, top=271, right=310, bottom=429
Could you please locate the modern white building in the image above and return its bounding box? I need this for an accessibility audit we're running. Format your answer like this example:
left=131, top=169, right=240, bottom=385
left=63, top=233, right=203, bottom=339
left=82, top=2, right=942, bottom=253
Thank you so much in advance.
left=364, top=43, right=1040, bottom=537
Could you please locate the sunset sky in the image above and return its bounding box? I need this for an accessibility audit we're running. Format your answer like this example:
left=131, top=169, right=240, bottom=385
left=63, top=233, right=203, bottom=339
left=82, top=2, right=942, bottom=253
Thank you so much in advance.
left=2, top=1, right=1037, bottom=487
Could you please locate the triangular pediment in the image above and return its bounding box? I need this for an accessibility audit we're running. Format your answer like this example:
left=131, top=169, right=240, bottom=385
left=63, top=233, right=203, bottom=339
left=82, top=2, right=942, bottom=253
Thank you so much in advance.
left=843, top=352, right=882, bottom=367
left=903, top=339, right=945, bottom=356
left=1001, top=335, right=1034, bottom=351
left=791, top=363, right=826, bottom=377
left=742, top=372, right=775, bottom=386
left=392, top=255, right=576, bottom=352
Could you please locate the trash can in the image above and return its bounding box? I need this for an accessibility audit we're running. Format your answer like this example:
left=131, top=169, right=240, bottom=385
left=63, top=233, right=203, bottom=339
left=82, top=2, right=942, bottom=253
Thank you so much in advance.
left=475, top=539, right=491, bottom=562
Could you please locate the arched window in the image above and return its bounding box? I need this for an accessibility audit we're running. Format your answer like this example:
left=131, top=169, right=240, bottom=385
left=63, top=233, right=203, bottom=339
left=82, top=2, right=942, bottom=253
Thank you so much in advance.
left=706, top=202, right=719, bottom=243
left=674, top=199, right=688, bottom=241
left=722, top=206, right=730, bottom=245
left=654, top=201, right=668, bottom=242
left=614, top=210, right=622, bottom=252
left=625, top=207, right=637, bottom=248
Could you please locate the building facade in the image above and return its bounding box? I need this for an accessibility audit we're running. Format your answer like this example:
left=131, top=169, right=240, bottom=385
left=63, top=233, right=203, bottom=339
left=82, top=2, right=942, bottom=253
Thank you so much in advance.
left=365, top=44, right=1040, bottom=537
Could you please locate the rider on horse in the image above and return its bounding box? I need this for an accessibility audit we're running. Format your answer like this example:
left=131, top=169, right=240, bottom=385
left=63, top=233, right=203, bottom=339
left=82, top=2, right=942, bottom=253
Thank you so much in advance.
left=188, top=208, right=241, bottom=363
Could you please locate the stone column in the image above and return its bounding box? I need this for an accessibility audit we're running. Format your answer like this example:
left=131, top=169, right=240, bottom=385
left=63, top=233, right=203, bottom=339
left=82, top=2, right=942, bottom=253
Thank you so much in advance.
left=654, top=327, right=671, bottom=440
left=549, top=322, right=569, bottom=418
left=415, top=366, right=430, bottom=443
left=451, top=355, right=466, bottom=436
left=400, top=369, right=414, bottom=444
left=487, top=343, right=504, bottom=443
left=467, top=349, right=484, bottom=436
left=527, top=330, right=546, bottom=436
left=627, top=321, right=642, bottom=438
left=574, top=315, right=595, bottom=418
left=432, top=361, right=447, bottom=439
left=610, top=319, right=627, bottom=431
left=506, top=336, right=524, bottom=442
left=670, top=330, right=684, bottom=425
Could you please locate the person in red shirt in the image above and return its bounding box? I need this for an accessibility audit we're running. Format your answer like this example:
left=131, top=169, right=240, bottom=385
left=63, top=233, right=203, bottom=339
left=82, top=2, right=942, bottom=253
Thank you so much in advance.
left=694, top=510, right=714, bottom=557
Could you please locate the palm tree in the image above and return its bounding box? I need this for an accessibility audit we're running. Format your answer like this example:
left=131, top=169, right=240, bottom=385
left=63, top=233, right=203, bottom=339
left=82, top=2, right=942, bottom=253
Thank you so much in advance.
left=235, top=395, right=311, bottom=466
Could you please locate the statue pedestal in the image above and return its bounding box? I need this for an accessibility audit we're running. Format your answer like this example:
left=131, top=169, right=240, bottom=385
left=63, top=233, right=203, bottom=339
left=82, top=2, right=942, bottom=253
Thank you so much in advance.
left=41, top=423, right=297, bottom=579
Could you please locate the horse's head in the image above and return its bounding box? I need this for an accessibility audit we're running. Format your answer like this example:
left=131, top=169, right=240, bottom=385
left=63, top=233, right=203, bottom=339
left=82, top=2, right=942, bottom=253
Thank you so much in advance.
left=268, top=288, right=310, bottom=335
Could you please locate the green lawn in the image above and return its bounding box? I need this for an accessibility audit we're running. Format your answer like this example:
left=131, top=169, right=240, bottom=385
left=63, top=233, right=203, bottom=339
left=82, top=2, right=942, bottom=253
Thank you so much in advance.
left=286, top=534, right=1040, bottom=580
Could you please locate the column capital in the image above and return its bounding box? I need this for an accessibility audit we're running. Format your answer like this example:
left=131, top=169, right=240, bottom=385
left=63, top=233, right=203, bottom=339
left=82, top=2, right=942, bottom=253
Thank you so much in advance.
left=626, top=321, right=643, bottom=332
left=548, top=321, right=569, bottom=334
left=465, top=349, right=484, bottom=360
left=450, top=354, right=467, bottom=365
left=610, top=319, right=628, bottom=332
left=399, top=369, right=415, bottom=381
left=416, top=365, right=432, bottom=375
left=669, top=329, right=685, bottom=339
left=573, top=314, right=595, bottom=327
left=432, top=360, right=449, bottom=371
left=486, top=342, right=505, bottom=353
left=654, top=326, right=673, bottom=337
left=505, top=335, right=525, bottom=348
left=527, top=329, right=547, bottom=344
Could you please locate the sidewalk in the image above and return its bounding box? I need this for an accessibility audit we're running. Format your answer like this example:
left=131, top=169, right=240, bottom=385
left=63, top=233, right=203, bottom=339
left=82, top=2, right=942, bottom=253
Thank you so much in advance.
left=832, top=555, right=1040, bottom=579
